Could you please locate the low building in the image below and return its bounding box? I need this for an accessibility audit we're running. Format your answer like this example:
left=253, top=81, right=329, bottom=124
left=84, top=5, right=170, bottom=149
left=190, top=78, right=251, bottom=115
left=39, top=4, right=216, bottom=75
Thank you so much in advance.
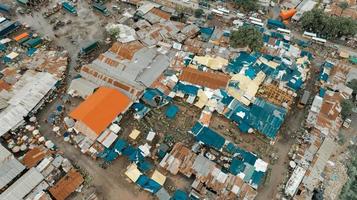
left=0, top=167, right=44, bottom=200
left=49, top=169, right=84, bottom=200
left=80, top=41, right=170, bottom=100
left=285, top=166, right=307, bottom=197
left=292, top=0, right=318, bottom=21
left=0, top=71, right=58, bottom=136
left=302, top=138, right=337, bottom=192
left=179, top=67, right=230, bottom=90
left=70, top=87, right=132, bottom=140
left=0, top=145, right=26, bottom=190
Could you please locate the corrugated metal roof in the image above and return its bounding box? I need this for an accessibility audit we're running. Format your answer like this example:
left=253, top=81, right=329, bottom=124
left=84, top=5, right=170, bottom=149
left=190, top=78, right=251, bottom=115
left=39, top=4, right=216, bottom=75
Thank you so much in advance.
left=180, top=67, right=230, bottom=90
left=0, top=71, right=58, bottom=136
left=49, top=169, right=84, bottom=200
left=70, top=87, right=131, bottom=136
left=302, top=137, right=336, bottom=191
left=0, top=144, right=11, bottom=163
left=0, top=157, right=26, bottom=189
left=81, top=42, right=170, bottom=100
left=0, top=167, right=44, bottom=200
left=68, top=78, right=98, bottom=99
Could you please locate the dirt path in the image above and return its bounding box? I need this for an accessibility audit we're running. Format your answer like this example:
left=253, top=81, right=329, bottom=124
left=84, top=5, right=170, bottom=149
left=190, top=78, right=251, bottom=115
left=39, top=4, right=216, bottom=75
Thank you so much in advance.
left=256, top=109, right=305, bottom=200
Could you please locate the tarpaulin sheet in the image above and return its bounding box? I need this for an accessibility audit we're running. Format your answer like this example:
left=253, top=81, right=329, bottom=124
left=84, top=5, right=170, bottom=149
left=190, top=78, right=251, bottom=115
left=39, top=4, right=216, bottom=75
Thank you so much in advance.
left=136, top=175, right=161, bottom=193
left=165, top=104, right=179, bottom=119
left=172, top=190, right=188, bottom=200
left=195, top=126, right=225, bottom=150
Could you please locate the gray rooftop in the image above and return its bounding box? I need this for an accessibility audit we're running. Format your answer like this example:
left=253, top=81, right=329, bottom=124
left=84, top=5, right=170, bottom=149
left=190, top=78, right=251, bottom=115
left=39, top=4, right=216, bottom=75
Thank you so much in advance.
left=85, top=46, right=170, bottom=94
left=0, top=158, right=26, bottom=189
left=0, top=167, right=44, bottom=200
left=192, top=154, right=215, bottom=177
left=302, top=137, right=336, bottom=191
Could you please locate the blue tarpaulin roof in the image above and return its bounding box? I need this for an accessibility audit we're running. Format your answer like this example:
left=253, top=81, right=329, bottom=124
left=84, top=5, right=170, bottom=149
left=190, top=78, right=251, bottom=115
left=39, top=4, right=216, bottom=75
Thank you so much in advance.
left=137, top=160, right=153, bottom=172
left=166, top=104, right=179, bottom=119
left=132, top=102, right=145, bottom=111
left=171, top=190, right=188, bottom=200
left=114, top=139, right=128, bottom=152
left=226, top=52, right=258, bottom=74
left=174, top=82, right=199, bottom=96
left=142, top=88, right=169, bottom=107
left=225, top=98, right=287, bottom=139
left=229, top=158, right=245, bottom=175
left=200, top=27, right=214, bottom=41
left=319, top=88, right=326, bottom=97
left=136, top=175, right=162, bottom=193
left=192, top=122, right=225, bottom=150
left=251, top=171, right=265, bottom=187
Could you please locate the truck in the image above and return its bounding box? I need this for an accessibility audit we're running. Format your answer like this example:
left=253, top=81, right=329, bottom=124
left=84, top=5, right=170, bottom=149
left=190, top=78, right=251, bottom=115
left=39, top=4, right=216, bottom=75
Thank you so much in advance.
left=80, top=41, right=98, bottom=55
left=93, top=3, right=110, bottom=16
left=62, top=2, right=77, bottom=15
left=298, top=90, right=311, bottom=108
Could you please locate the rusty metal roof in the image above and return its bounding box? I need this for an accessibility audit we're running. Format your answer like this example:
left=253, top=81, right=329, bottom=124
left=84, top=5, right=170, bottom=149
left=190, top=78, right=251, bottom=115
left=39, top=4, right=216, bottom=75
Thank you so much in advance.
left=49, top=169, right=84, bottom=200
left=179, top=67, right=230, bottom=89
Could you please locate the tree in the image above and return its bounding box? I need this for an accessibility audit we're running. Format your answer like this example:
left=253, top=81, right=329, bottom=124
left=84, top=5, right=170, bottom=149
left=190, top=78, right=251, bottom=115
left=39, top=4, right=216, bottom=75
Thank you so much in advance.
left=194, top=9, right=204, bottom=18
left=301, top=9, right=327, bottom=34
left=341, top=99, right=354, bottom=119
left=300, top=8, right=357, bottom=39
left=339, top=145, right=357, bottom=200
left=338, top=1, right=349, bottom=16
left=105, top=23, right=121, bottom=37
left=234, top=0, right=259, bottom=12
left=230, top=26, right=263, bottom=51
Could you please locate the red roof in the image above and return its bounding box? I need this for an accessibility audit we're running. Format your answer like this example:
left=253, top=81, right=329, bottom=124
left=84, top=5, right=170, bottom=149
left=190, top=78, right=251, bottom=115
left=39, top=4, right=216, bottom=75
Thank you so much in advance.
left=70, top=87, right=131, bottom=135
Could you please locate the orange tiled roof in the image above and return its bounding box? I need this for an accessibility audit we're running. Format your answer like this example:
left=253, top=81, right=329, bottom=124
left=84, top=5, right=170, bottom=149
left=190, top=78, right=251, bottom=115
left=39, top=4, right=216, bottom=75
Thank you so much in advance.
left=70, top=87, right=132, bottom=135
left=49, top=169, right=84, bottom=200
left=179, top=67, right=230, bottom=89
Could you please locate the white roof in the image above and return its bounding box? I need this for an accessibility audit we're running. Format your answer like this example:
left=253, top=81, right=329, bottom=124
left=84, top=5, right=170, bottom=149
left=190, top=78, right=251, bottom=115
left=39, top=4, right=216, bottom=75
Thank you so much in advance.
left=97, top=130, right=118, bottom=148
left=36, top=157, right=54, bottom=172
left=0, top=17, right=6, bottom=23
left=0, top=71, right=58, bottom=136
left=109, top=123, right=121, bottom=134
left=0, top=167, right=44, bottom=200
left=285, top=166, right=306, bottom=196
left=6, top=52, right=19, bottom=60
left=146, top=131, right=156, bottom=142
left=254, top=158, right=268, bottom=172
